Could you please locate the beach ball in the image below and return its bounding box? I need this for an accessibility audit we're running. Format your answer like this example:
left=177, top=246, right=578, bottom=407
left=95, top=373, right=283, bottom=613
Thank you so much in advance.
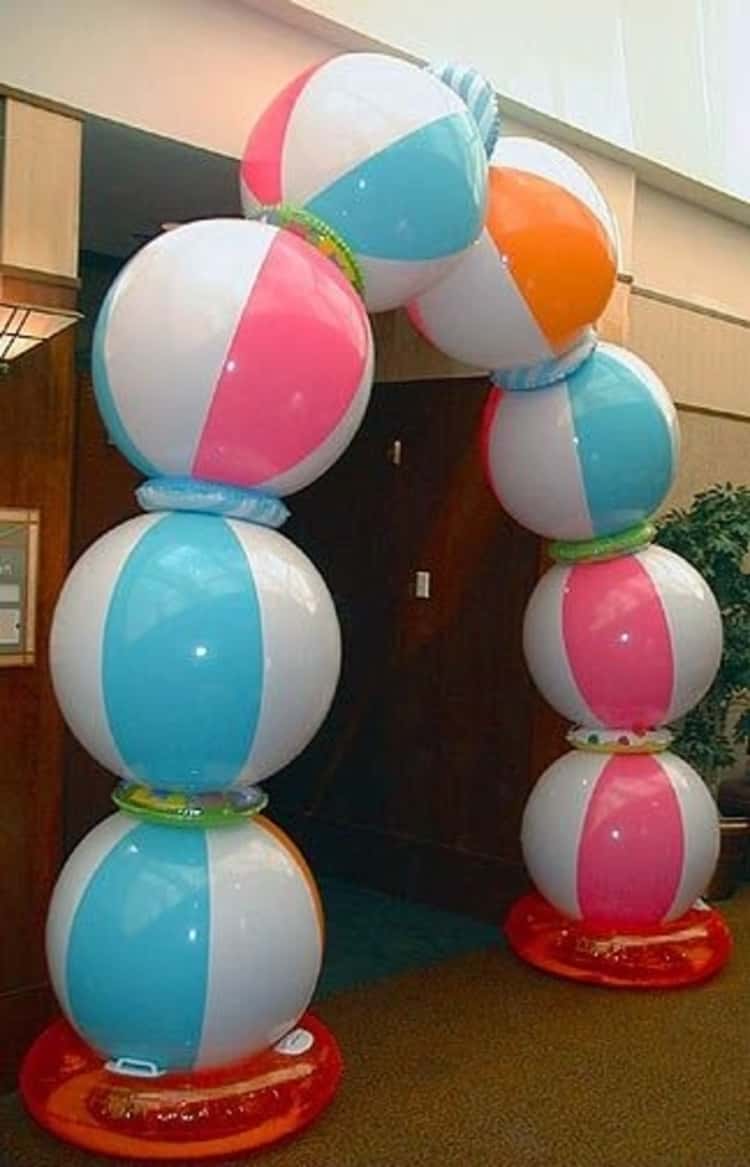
left=523, top=545, right=722, bottom=730
left=426, top=61, right=501, bottom=157
left=522, top=750, right=719, bottom=926
left=240, top=53, right=488, bottom=312
left=46, top=813, right=323, bottom=1071
left=408, top=137, right=617, bottom=372
left=483, top=344, right=679, bottom=541
left=50, top=513, right=341, bottom=793
left=93, top=218, right=373, bottom=497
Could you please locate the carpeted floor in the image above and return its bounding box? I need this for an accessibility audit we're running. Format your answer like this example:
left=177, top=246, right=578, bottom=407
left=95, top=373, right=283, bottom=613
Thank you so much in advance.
left=315, top=877, right=500, bottom=997
left=2, top=887, right=749, bottom=1167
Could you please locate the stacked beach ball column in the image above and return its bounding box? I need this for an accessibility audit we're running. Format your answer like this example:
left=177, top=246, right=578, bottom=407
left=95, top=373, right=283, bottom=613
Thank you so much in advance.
left=21, top=54, right=494, bottom=1160
left=490, top=371, right=731, bottom=987
left=21, top=218, right=374, bottom=1158
left=407, top=134, right=731, bottom=987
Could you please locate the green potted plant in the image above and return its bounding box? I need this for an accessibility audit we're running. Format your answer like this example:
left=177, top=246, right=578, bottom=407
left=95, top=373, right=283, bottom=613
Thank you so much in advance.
left=656, top=483, right=750, bottom=898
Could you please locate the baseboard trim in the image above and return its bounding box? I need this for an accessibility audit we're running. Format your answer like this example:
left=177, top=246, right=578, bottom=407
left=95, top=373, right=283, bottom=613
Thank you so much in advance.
left=273, top=809, right=529, bottom=925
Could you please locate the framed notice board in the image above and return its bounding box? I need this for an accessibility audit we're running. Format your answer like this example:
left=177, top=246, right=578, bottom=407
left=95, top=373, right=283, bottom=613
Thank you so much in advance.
left=0, top=508, right=40, bottom=667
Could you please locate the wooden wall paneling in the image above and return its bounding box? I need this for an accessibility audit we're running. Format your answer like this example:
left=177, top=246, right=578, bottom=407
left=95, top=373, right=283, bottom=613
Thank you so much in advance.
left=276, top=380, right=452, bottom=840
left=276, top=378, right=445, bottom=840
left=389, top=379, right=539, bottom=857
left=0, top=332, right=76, bottom=1090
left=0, top=99, right=82, bottom=278
left=270, top=382, right=405, bottom=826
left=0, top=270, right=78, bottom=312
left=373, top=378, right=464, bottom=848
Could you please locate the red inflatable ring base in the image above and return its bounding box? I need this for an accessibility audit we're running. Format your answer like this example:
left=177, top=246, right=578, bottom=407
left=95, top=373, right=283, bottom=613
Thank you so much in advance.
left=21, top=1013, right=342, bottom=1160
left=505, top=892, right=732, bottom=989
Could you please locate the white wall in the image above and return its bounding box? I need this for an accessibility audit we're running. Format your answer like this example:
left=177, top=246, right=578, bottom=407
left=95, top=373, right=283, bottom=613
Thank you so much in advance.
left=0, top=0, right=335, bottom=158
left=284, top=0, right=750, bottom=204
left=3, top=0, right=750, bottom=212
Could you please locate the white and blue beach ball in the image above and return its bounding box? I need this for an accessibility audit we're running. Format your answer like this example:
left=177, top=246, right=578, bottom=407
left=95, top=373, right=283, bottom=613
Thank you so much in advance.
left=240, top=53, right=488, bottom=312
left=483, top=343, right=680, bottom=542
left=50, top=513, right=341, bottom=793
left=46, top=813, right=324, bottom=1071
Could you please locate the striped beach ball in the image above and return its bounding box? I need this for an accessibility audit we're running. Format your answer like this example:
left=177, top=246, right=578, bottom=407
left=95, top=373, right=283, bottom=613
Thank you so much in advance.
left=425, top=62, right=501, bottom=157
left=483, top=344, right=680, bottom=541
left=408, top=137, right=617, bottom=372
left=523, top=545, right=722, bottom=731
left=93, top=219, right=373, bottom=497
left=522, top=750, right=719, bottom=926
left=240, top=53, right=488, bottom=312
left=50, top=513, right=341, bottom=793
left=46, top=813, right=323, bottom=1071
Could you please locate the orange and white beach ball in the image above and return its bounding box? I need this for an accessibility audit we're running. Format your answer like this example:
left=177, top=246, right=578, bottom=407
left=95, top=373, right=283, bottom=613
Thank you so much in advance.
left=408, top=137, right=618, bottom=377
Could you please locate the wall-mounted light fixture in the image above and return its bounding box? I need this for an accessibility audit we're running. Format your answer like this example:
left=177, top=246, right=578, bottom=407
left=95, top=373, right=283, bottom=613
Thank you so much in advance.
left=0, top=301, right=80, bottom=372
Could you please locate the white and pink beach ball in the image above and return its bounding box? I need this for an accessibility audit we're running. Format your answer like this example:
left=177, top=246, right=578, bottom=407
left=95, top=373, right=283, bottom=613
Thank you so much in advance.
left=523, top=545, right=722, bottom=731
left=522, top=750, right=719, bottom=927
left=92, top=219, right=373, bottom=497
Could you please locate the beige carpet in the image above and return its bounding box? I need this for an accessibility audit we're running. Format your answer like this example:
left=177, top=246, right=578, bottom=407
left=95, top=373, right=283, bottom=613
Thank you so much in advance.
left=2, top=891, right=749, bottom=1167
